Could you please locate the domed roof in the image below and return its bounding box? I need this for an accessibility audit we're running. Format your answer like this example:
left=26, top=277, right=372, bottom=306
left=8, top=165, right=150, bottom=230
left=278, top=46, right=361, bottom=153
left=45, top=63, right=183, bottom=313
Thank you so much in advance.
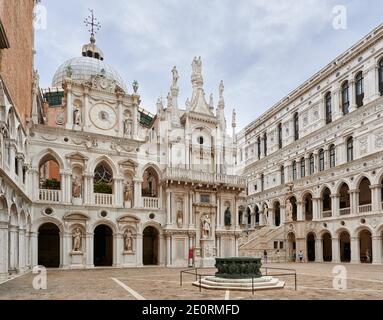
left=52, top=56, right=127, bottom=92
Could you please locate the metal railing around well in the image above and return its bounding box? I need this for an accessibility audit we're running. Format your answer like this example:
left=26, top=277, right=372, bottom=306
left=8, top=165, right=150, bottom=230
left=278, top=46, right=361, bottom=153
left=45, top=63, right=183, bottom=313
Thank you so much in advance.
left=180, top=266, right=297, bottom=294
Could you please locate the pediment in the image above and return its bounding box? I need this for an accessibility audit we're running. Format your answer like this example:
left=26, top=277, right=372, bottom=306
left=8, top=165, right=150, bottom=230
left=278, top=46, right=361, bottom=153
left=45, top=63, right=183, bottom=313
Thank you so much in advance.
left=118, top=159, right=139, bottom=168
left=63, top=212, right=90, bottom=221
left=66, top=152, right=89, bottom=161
left=117, top=214, right=140, bottom=224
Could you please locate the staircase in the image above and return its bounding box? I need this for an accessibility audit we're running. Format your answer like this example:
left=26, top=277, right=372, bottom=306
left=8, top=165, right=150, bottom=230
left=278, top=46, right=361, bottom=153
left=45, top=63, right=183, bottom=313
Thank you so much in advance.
left=239, top=225, right=287, bottom=262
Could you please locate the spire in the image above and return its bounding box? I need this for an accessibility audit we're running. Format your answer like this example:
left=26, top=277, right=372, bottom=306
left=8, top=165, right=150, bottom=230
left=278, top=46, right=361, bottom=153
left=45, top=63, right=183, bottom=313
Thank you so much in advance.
left=169, top=66, right=180, bottom=126
left=232, top=108, right=237, bottom=141
left=82, top=9, right=104, bottom=60
left=209, top=94, right=214, bottom=111
left=157, top=97, right=164, bottom=115
left=217, top=80, right=226, bottom=129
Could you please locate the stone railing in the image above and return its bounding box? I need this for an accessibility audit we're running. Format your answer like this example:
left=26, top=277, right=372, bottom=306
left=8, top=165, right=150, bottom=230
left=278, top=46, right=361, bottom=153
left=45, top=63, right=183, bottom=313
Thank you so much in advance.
left=94, top=193, right=114, bottom=206
left=339, top=207, right=351, bottom=216
left=163, top=167, right=246, bottom=187
left=39, top=189, right=61, bottom=203
left=142, top=197, right=159, bottom=209
left=322, top=210, right=332, bottom=218
left=358, top=204, right=372, bottom=214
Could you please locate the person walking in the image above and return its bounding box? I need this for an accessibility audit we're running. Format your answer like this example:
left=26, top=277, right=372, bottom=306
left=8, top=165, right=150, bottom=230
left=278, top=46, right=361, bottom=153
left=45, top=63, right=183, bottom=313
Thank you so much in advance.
left=263, top=250, right=268, bottom=264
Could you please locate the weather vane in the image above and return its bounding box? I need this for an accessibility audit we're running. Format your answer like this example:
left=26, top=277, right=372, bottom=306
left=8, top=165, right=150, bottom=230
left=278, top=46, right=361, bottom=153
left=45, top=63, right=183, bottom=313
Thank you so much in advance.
left=84, top=9, right=101, bottom=40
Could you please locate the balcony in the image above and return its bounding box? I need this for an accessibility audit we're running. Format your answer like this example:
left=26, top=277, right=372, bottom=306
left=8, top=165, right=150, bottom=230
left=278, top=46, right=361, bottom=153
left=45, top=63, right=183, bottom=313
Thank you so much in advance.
left=339, top=207, right=351, bottom=216
left=163, top=167, right=246, bottom=188
left=39, top=189, right=61, bottom=203
left=358, top=204, right=372, bottom=214
left=94, top=193, right=114, bottom=206
left=142, top=197, right=159, bottom=209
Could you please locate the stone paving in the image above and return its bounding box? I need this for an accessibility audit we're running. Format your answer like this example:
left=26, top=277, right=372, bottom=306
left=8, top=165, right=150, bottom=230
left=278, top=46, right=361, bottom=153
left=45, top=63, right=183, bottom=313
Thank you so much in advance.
left=0, top=263, right=382, bottom=300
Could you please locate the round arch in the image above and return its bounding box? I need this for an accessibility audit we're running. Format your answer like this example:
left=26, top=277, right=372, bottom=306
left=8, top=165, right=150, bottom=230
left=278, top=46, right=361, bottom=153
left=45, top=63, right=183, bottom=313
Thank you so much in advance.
left=142, top=225, right=160, bottom=266
left=306, top=232, right=316, bottom=262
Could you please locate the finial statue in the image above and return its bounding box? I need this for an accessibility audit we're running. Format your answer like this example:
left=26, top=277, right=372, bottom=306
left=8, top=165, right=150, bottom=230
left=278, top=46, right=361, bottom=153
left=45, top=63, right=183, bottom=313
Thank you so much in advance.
left=219, top=80, right=225, bottom=100
left=167, top=92, right=172, bottom=108
left=192, top=56, right=203, bottom=76
left=132, top=80, right=139, bottom=93
left=157, top=97, right=163, bottom=114
left=172, top=66, right=179, bottom=87
left=285, top=199, right=293, bottom=222
left=209, top=94, right=214, bottom=109
left=185, top=98, right=190, bottom=109
left=232, top=109, right=237, bottom=127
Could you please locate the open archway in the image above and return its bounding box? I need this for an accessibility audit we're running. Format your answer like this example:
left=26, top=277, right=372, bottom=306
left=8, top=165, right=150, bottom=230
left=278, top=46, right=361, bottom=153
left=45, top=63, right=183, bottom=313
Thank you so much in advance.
left=358, top=178, right=372, bottom=213
left=339, top=183, right=351, bottom=215
left=322, top=187, right=332, bottom=218
left=288, top=197, right=297, bottom=221
left=287, top=233, right=296, bottom=262
left=307, top=233, right=316, bottom=262
left=322, top=232, right=332, bottom=262
left=254, top=205, right=260, bottom=226
left=94, top=225, right=113, bottom=267
left=339, top=231, right=351, bottom=263
left=274, top=202, right=281, bottom=227
left=143, top=226, right=159, bottom=266
left=38, top=223, right=60, bottom=268
left=304, top=194, right=313, bottom=221
left=359, top=229, right=372, bottom=263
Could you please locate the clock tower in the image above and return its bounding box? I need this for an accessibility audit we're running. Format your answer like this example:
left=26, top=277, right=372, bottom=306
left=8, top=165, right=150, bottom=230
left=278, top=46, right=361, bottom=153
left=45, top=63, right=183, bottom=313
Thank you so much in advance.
left=51, top=11, right=140, bottom=139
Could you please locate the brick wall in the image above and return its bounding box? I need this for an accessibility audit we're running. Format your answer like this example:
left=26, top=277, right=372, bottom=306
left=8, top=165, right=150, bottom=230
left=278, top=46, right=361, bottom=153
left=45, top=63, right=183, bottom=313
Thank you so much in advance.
left=0, top=0, right=35, bottom=127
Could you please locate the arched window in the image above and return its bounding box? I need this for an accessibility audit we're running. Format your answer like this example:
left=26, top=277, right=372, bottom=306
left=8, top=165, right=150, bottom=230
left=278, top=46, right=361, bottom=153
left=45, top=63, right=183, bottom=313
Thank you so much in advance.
left=278, top=123, right=283, bottom=149
left=309, top=154, right=315, bottom=175
left=347, top=137, right=354, bottom=162
left=300, top=157, right=306, bottom=178
left=342, top=81, right=350, bottom=115
left=379, top=59, right=383, bottom=96
left=355, top=72, right=364, bottom=108
left=325, top=92, right=332, bottom=124
left=294, top=113, right=299, bottom=141
left=263, top=133, right=267, bottom=157
left=94, top=163, right=113, bottom=194
left=280, top=166, right=285, bottom=185
left=319, top=149, right=325, bottom=172
left=329, top=145, right=336, bottom=168
left=292, top=161, right=297, bottom=181
left=257, top=137, right=261, bottom=160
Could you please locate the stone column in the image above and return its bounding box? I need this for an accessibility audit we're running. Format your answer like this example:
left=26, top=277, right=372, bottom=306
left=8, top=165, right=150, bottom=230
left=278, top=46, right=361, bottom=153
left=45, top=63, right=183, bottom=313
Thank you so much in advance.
left=133, top=179, right=142, bottom=209
left=60, top=171, right=66, bottom=204
left=83, top=173, right=94, bottom=205
left=8, top=225, right=19, bottom=273
left=349, top=80, right=357, bottom=113
left=31, top=231, right=38, bottom=267
left=62, top=231, right=70, bottom=268
left=331, top=194, right=340, bottom=217
left=114, top=177, right=124, bottom=207
left=166, top=190, right=171, bottom=226
left=216, top=194, right=221, bottom=228
left=18, top=227, right=26, bottom=273
left=332, top=87, right=342, bottom=121
left=112, top=234, right=119, bottom=268
left=260, top=137, right=265, bottom=159
left=315, top=238, right=323, bottom=263
left=350, top=237, right=360, bottom=264
left=268, top=208, right=275, bottom=228
left=188, top=191, right=193, bottom=228
left=117, top=95, right=124, bottom=137
left=297, top=201, right=304, bottom=221
left=332, top=237, right=340, bottom=263
left=280, top=205, right=286, bottom=225
left=136, top=233, right=143, bottom=267
left=372, top=236, right=382, bottom=265
left=370, top=184, right=382, bottom=212
left=133, top=103, right=139, bottom=140
left=0, top=221, right=8, bottom=280
left=349, top=189, right=359, bottom=215
left=65, top=80, right=73, bottom=130
left=234, top=197, right=239, bottom=229
left=166, top=235, right=172, bottom=267
left=83, top=86, right=90, bottom=128
left=312, top=198, right=321, bottom=221
left=85, top=232, right=94, bottom=268
left=365, top=65, right=380, bottom=104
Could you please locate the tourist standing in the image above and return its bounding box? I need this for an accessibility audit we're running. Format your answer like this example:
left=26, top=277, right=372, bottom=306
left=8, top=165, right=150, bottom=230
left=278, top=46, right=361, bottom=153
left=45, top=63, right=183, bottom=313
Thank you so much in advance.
left=263, top=250, right=268, bottom=264
left=298, top=250, right=304, bottom=263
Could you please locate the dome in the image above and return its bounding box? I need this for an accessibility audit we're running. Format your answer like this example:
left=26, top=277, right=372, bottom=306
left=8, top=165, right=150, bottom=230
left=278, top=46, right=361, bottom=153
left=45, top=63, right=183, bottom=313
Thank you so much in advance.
left=52, top=56, right=127, bottom=92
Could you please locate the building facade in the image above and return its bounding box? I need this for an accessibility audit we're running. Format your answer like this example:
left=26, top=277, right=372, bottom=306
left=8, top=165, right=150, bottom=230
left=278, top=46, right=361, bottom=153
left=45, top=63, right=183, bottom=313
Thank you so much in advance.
left=238, top=24, right=383, bottom=265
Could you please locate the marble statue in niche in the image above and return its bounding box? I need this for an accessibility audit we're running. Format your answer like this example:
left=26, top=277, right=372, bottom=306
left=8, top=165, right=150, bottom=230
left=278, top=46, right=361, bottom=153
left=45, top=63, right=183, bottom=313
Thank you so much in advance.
left=72, top=228, right=82, bottom=252
left=123, top=229, right=134, bottom=252
left=201, top=214, right=211, bottom=239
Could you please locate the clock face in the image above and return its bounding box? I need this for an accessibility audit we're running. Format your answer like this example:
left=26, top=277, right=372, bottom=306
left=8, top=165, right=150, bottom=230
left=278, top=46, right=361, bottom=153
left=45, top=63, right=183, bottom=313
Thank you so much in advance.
left=90, top=104, right=117, bottom=130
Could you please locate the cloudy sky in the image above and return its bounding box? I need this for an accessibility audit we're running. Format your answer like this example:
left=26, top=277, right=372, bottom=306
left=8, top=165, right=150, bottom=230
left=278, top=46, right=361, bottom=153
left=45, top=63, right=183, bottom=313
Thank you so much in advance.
left=35, top=0, right=383, bottom=130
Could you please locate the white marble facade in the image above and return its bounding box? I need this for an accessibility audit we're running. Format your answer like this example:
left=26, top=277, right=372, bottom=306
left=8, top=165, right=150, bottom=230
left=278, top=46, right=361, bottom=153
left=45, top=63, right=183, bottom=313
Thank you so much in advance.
left=0, top=37, right=244, bottom=280
left=237, top=24, right=383, bottom=265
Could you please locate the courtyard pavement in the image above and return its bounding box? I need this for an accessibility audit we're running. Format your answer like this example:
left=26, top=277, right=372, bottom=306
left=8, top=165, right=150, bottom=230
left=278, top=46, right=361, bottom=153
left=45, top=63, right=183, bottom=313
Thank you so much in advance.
left=0, top=263, right=382, bottom=300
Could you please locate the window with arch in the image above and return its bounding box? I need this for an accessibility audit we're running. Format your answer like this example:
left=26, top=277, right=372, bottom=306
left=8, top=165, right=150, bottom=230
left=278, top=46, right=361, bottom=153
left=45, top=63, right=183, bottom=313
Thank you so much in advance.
left=319, top=149, right=325, bottom=172
left=309, top=154, right=315, bottom=175
left=263, top=133, right=267, bottom=157
left=260, top=174, right=265, bottom=192
left=355, top=72, right=364, bottom=108
left=347, top=137, right=354, bottom=162
left=278, top=123, right=283, bottom=149
left=94, top=163, right=113, bottom=194
left=280, top=166, right=285, bottom=185
left=342, top=81, right=350, bottom=115
left=329, top=145, right=336, bottom=168
left=142, top=167, right=159, bottom=198
left=379, top=59, right=383, bottom=96
left=257, top=137, right=261, bottom=160
left=300, top=157, right=306, bottom=178
left=292, top=161, right=297, bottom=181
left=325, top=92, right=332, bottom=124
left=294, top=113, right=299, bottom=141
